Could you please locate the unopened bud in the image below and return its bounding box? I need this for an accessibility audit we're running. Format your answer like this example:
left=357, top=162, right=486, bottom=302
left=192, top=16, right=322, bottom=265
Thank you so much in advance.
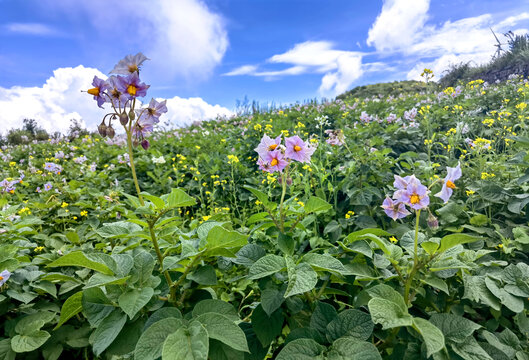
left=133, top=139, right=139, bottom=147
left=286, top=177, right=293, bottom=186
left=141, top=139, right=150, bottom=150
left=98, top=123, right=107, bottom=137
left=106, top=126, right=115, bottom=139
left=427, top=213, right=439, bottom=230
left=120, top=112, right=129, bottom=126
left=128, top=109, right=135, bottom=121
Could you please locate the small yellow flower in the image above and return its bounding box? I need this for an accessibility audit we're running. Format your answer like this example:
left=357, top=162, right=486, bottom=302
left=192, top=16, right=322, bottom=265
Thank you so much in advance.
left=34, top=246, right=45, bottom=253
left=202, top=215, right=211, bottom=221
left=61, top=202, right=68, bottom=208
left=80, top=210, right=88, bottom=216
left=345, top=210, right=355, bottom=219
left=254, top=124, right=262, bottom=131
left=195, top=145, right=201, bottom=150
left=466, top=190, right=475, bottom=196
left=389, top=236, right=398, bottom=244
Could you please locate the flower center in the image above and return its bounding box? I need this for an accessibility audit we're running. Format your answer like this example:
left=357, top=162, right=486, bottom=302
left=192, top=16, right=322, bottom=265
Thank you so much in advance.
left=128, top=65, right=139, bottom=73
left=268, top=144, right=278, bottom=151
left=0, top=276, right=3, bottom=281
left=270, top=158, right=278, bottom=166
left=410, top=194, right=420, bottom=204
left=446, top=180, right=456, bottom=189
left=127, top=85, right=137, bottom=96
left=294, top=145, right=302, bottom=152
left=87, top=87, right=100, bottom=96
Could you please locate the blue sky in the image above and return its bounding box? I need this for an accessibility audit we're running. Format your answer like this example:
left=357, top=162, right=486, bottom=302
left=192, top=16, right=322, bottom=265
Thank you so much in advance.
left=1, top=0, right=529, bottom=133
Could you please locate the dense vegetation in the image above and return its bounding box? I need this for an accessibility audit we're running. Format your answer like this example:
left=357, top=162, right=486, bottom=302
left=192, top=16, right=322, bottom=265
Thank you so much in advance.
left=0, top=56, right=528, bottom=360
left=440, top=33, right=529, bottom=87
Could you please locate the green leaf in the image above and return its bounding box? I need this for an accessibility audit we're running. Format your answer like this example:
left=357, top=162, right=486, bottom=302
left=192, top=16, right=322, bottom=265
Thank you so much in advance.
left=196, top=313, right=249, bottom=352
left=91, top=311, right=127, bottom=356
left=284, top=262, right=318, bottom=298
left=82, top=287, right=115, bottom=327
left=141, top=192, right=165, bottom=209
left=412, top=317, right=445, bottom=358
left=248, top=254, right=286, bottom=280
left=208, top=339, right=245, bottom=360
left=192, top=299, right=239, bottom=322
left=429, top=314, right=481, bottom=344
left=243, top=186, right=271, bottom=208
left=134, top=318, right=183, bottom=360
left=144, top=308, right=182, bottom=331
left=165, top=188, right=196, bottom=208
left=421, top=241, right=439, bottom=255
left=303, top=253, right=346, bottom=274
left=278, top=232, right=295, bottom=256
left=97, top=221, right=142, bottom=239
left=310, top=301, right=337, bottom=336
left=187, top=265, right=217, bottom=285
left=421, top=276, right=449, bottom=295
left=326, top=309, right=374, bottom=342
left=55, top=291, right=83, bottom=329
left=346, top=228, right=392, bottom=240
left=346, top=233, right=391, bottom=256
left=485, top=277, right=524, bottom=313
left=261, top=288, right=285, bottom=317
left=439, top=234, right=480, bottom=253
left=162, top=320, right=208, bottom=360
left=276, top=338, right=325, bottom=359
left=84, top=273, right=130, bottom=289
left=451, top=337, right=493, bottom=360
left=304, top=196, right=332, bottom=214
left=204, top=226, right=248, bottom=257
left=15, top=311, right=55, bottom=335
left=252, top=304, right=284, bottom=347
left=47, top=251, right=113, bottom=275
left=367, top=285, right=412, bottom=330
left=118, top=287, right=154, bottom=319
left=0, top=339, right=15, bottom=360
left=327, top=337, right=382, bottom=360
left=233, top=244, right=266, bottom=267
left=11, top=330, right=50, bottom=353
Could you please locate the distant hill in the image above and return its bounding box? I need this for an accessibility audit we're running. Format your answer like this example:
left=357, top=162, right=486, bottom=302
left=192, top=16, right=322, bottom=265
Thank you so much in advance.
left=336, top=80, right=429, bottom=100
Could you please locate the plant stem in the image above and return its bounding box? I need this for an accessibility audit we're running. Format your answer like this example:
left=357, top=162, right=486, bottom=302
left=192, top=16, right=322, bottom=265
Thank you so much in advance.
left=126, top=131, right=144, bottom=205
left=414, top=209, right=421, bottom=267
left=279, top=167, right=288, bottom=231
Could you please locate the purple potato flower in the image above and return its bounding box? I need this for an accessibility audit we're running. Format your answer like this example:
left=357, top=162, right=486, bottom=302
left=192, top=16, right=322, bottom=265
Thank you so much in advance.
left=381, top=197, right=411, bottom=220
left=265, top=150, right=288, bottom=173
left=285, top=135, right=315, bottom=163
left=399, top=175, right=430, bottom=210
left=87, top=76, right=109, bottom=108
left=0, top=269, right=11, bottom=286
left=117, top=73, right=150, bottom=99
left=132, top=118, right=155, bottom=138
left=44, top=182, right=52, bottom=191
left=255, top=135, right=282, bottom=159
left=435, top=162, right=462, bottom=203
left=110, top=52, right=149, bottom=75
left=136, top=98, right=167, bottom=125
left=257, top=157, right=272, bottom=172
left=107, top=75, right=129, bottom=107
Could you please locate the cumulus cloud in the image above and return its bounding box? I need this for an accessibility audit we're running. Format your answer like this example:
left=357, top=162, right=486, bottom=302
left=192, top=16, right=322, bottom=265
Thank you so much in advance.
left=319, top=54, right=363, bottom=97
left=224, top=41, right=365, bottom=96
left=0, top=66, right=233, bottom=134
left=367, top=0, right=430, bottom=52
left=41, top=0, right=228, bottom=81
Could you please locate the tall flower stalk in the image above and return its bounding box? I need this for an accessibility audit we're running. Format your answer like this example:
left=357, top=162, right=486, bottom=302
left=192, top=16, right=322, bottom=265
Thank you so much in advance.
left=85, top=53, right=177, bottom=302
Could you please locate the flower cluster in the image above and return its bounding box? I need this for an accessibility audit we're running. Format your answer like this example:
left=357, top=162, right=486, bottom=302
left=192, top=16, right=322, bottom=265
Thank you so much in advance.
left=255, top=134, right=316, bottom=173
left=43, top=162, right=62, bottom=174
left=0, top=179, right=17, bottom=194
left=382, top=163, right=462, bottom=220
left=86, top=53, right=167, bottom=149
left=325, top=129, right=345, bottom=146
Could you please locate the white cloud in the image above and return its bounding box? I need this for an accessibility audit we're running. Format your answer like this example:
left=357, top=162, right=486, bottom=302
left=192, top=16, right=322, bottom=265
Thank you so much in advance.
left=319, top=54, right=363, bottom=97
left=0, top=66, right=233, bottom=134
left=163, top=96, right=233, bottom=127
left=42, top=0, right=228, bottom=81
left=224, top=41, right=365, bottom=96
left=367, top=0, right=430, bottom=52
left=4, top=23, right=61, bottom=36
left=496, top=12, right=529, bottom=28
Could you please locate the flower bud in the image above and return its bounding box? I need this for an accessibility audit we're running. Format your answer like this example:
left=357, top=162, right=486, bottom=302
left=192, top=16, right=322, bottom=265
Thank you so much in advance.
left=141, top=139, right=150, bottom=150
left=98, top=122, right=107, bottom=137
left=120, top=112, right=129, bottom=126
left=427, top=212, right=439, bottom=230
left=133, top=139, right=139, bottom=147
left=128, top=109, right=136, bottom=121
left=106, top=126, right=115, bottom=139
left=286, top=177, right=292, bottom=186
